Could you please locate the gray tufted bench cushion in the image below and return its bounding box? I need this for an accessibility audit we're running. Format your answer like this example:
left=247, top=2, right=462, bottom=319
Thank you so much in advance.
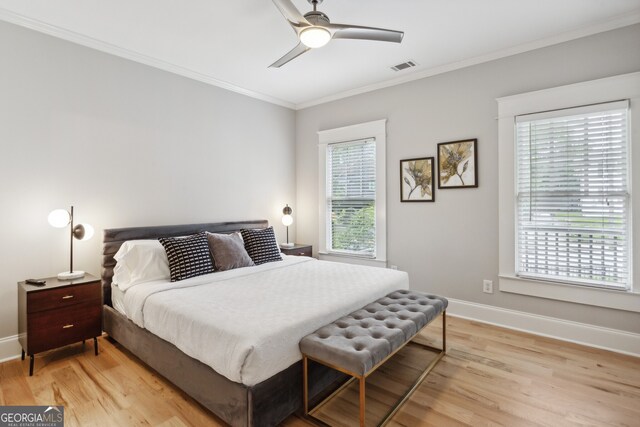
left=300, top=290, right=448, bottom=377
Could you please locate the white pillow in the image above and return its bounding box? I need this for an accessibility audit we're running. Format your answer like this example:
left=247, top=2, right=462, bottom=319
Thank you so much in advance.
left=113, top=239, right=170, bottom=290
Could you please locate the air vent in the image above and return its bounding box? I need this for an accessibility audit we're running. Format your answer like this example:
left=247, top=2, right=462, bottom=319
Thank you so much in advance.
left=391, top=60, right=417, bottom=72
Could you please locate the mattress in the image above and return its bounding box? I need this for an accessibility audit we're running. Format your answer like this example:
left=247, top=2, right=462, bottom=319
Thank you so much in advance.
left=117, top=256, right=409, bottom=386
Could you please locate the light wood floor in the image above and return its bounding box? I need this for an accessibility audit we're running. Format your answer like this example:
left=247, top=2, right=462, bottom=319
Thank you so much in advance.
left=1, top=316, right=638, bottom=427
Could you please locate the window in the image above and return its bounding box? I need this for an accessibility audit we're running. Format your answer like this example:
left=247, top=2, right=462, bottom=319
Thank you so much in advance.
left=327, top=139, right=376, bottom=256
left=516, top=101, right=630, bottom=290
left=318, top=120, right=386, bottom=266
left=497, top=72, right=640, bottom=313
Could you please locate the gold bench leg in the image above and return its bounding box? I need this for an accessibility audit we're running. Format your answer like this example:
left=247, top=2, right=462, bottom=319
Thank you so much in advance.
left=443, top=310, right=447, bottom=353
left=303, top=355, right=309, bottom=415
left=359, top=376, right=366, bottom=427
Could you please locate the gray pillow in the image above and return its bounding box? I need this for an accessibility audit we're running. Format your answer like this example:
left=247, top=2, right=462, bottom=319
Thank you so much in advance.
left=206, top=232, right=255, bottom=271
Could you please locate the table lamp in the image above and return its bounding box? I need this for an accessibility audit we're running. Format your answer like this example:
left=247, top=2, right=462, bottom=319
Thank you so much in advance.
left=281, top=204, right=294, bottom=248
left=48, top=205, right=94, bottom=280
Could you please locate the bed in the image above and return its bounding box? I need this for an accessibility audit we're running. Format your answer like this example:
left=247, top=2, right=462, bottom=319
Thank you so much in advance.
left=101, top=220, right=409, bottom=426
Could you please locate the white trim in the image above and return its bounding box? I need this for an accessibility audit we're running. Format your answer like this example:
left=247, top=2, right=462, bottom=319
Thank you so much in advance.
left=318, top=119, right=387, bottom=263
left=514, top=99, right=629, bottom=122
left=1, top=6, right=638, bottom=111
left=296, top=12, right=640, bottom=110
left=447, top=298, right=640, bottom=357
left=0, top=7, right=295, bottom=110
left=318, top=252, right=387, bottom=267
left=500, top=275, right=640, bottom=313
left=497, top=72, right=640, bottom=309
left=497, top=72, right=640, bottom=116
left=0, top=335, right=21, bottom=363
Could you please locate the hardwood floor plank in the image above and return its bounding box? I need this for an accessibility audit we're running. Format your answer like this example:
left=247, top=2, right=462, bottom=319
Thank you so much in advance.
left=1, top=316, right=638, bottom=426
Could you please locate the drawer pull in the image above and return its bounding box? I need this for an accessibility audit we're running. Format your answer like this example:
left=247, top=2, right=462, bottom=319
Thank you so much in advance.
left=62, top=324, right=74, bottom=329
left=299, top=252, right=306, bottom=255
left=62, top=295, right=74, bottom=300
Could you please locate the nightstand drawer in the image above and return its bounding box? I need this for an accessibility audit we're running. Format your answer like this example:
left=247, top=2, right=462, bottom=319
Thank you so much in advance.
left=290, top=248, right=312, bottom=257
left=27, top=281, right=101, bottom=313
left=280, top=244, right=313, bottom=257
left=28, top=302, right=102, bottom=354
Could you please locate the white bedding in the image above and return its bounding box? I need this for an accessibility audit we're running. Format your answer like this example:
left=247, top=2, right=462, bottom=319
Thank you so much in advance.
left=117, top=255, right=409, bottom=386
left=111, top=282, right=126, bottom=316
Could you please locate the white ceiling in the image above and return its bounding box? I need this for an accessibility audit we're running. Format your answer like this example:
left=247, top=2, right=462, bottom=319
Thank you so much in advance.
left=0, top=0, right=639, bottom=109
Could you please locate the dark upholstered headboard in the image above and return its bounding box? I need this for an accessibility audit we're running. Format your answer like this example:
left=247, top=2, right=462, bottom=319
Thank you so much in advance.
left=101, top=220, right=268, bottom=306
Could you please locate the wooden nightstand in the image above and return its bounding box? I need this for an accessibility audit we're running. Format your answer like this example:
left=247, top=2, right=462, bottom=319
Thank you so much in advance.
left=280, top=244, right=312, bottom=257
left=18, top=273, right=102, bottom=376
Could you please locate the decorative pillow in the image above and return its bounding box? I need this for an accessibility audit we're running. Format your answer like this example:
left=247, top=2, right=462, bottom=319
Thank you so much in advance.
left=158, top=232, right=214, bottom=282
left=206, top=232, right=255, bottom=271
left=241, top=227, right=282, bottom=265
left=113, top=239, right=170, bottom=290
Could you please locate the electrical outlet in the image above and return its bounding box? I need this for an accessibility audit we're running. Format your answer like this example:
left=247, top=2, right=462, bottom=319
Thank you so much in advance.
left=483, top=280, right=493, bottom=294
left=389, top=265, right=398, bottom=270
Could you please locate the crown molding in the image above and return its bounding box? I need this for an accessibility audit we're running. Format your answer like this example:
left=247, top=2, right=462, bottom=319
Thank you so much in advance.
left=0, top=7, right=296, bottom=110
left=295, top=10, right=640, bottom=110
left=1, top=6, right=638, bottom=111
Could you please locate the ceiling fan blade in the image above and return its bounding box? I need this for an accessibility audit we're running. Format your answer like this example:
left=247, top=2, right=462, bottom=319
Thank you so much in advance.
left=269, top=43, right=311, bottom=68
left=272, top=0, right=309, bottom=26
left=328, top=23, right=404, bottom=43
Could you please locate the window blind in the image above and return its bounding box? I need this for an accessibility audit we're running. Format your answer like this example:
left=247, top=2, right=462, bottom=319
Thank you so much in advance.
left=515, top=100, right=630, bottom=289
left=327, top=138, right=376, bottom=256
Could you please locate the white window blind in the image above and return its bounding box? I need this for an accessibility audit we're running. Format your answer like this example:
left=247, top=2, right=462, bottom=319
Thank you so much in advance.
left=327, top=138, right=376, bottom=256
left=516, top=100, right=630, bottom=290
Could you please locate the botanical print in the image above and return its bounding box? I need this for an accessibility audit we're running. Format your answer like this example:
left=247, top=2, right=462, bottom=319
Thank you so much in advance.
left=400, top=157, right=434, bottom=202
left=438, top=139, right=478, bottom=188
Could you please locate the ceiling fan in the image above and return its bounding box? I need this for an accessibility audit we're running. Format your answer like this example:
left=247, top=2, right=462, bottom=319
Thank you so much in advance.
left=269, top=0, right=404, bottom=68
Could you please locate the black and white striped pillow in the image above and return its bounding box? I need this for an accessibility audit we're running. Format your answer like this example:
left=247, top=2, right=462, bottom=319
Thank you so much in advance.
left=159, top=232, right=214, bottom=282
left=241, top=227, right=282, bottom=265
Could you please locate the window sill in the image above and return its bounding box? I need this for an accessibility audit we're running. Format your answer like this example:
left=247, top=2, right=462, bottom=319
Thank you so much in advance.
left=499, top=275, right=640, bottom=313
left=318, top=252, right=387, bottom=268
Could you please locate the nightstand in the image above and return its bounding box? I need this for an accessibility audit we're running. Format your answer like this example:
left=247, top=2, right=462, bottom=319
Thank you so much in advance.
left=18, top=273, right=102, bottom=376
left=280, top=244, right=313, bottom=257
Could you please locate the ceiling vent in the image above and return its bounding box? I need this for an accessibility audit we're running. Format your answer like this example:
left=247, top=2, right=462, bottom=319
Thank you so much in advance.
left=391, top=60, right=417, bottom=72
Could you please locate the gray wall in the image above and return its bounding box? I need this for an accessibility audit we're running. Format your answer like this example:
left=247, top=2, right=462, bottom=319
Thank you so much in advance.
left=0, top=21, right=296, bottom=342
left=295, top=24, right=640, bottom=333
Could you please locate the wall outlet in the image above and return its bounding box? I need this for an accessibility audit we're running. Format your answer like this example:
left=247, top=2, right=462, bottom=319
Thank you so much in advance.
left=389, top=265, right=398, bottom=270
left=483, top=280, right=493, bottom=294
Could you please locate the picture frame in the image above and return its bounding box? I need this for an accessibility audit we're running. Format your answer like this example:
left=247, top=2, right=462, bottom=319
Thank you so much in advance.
left=437, top=138, right=478, bottom=188
left=400, top=157, right=435, bottom=202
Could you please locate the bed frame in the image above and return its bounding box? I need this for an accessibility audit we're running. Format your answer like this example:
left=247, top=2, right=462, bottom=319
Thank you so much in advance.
left=101, top=220, right=344, bottom=426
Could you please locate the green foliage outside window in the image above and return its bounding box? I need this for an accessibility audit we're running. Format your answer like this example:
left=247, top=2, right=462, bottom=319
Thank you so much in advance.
left=331, top=204, right=375, bottom=254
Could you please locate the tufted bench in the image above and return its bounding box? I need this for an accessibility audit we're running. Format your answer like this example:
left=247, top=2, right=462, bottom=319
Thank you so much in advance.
left=300, top=290, right=448, bottom=427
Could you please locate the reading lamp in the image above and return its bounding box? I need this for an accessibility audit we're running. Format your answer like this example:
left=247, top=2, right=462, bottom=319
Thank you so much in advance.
left=281, top=204, right=294, bottom=248
left=48, top=206, right=94, bottom=280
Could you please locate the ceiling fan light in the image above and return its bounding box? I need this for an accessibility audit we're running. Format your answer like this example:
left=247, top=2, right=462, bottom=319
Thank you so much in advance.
left=300, top=26, right=331, bottom=48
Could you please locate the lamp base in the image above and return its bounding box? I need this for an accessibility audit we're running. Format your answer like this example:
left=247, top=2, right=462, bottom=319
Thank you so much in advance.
left=57, top=271, right=85, bottom=280
left=280, top=242, right=295, bottom=248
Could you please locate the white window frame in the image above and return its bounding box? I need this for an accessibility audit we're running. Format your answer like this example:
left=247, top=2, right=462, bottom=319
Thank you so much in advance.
left=497, top=72, right=640, bottom=313
left=318, top=119, right=387, bottom=267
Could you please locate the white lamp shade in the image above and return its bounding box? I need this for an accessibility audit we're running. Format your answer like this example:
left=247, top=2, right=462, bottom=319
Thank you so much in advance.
left=48, top=209, right=70, bottom=228
left=282, top=214, right=293, bottom=226
left=300, top=27, right=331, bottom=48
left=78, top=223, right=94, bottom=241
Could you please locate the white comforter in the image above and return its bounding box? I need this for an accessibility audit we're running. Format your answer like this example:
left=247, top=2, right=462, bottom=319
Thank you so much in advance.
left=120, top=256, right=409, bottom=386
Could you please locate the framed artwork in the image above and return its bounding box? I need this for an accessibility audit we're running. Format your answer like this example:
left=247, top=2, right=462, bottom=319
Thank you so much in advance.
left=400, top=157, right=435, bottom=202
left=437, top=138, right=478, bottom=188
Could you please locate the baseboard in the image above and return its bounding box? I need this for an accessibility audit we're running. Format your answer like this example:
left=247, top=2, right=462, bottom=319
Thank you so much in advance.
left=0, top=335, right=21, bottom=363
left=447, top=298, right=640, bottom=357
